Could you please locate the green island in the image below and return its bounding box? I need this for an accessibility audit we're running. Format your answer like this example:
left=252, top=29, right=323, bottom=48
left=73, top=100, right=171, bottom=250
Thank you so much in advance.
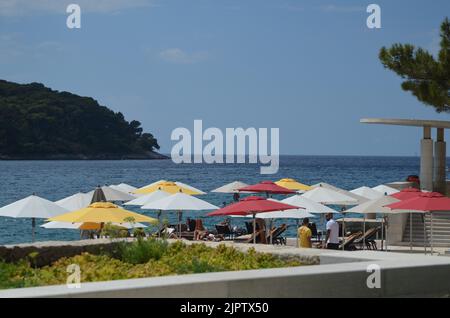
left=0, top=80, right=167, bottom=160
left=0, top=240, right=305, bottom=290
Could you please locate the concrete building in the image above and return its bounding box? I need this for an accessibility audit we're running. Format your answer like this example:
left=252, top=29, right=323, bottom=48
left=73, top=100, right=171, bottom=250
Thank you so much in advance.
left=361, top=118, right=449, bottom=194
left=361, top=118, right=450, bottom=248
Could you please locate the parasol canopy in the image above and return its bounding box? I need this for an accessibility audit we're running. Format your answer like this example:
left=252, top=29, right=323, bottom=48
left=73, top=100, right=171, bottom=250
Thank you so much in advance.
left=390, top=187, right=422, bottom=200
left=124, top=190, right=171, bottom=206
left=207, top=196, right=298, bottom=216
left=275, top=178, right=312, bottom=192
left=211, top=181, right=249, bottom=193
left=238, top=181, right=295, bottom=195
left=48, top=202, right=157, bottom=224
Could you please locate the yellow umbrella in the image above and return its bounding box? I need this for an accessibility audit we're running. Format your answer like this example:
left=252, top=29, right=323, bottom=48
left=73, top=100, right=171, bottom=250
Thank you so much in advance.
left=77, top=222, right=133, bottom=230
left=275, top=178, right=312, bottom=192
left=48, top=202, right=158, bottom=224
left=79, top=222, right=102, bottom=230
left=133, top=181, right=201, bottom=195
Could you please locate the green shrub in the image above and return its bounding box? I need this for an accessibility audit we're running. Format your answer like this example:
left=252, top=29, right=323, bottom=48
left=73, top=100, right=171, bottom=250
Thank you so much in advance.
left=132, top=228, right=146, bottom=238
left=119, top=238, right=169, bottom=264
left=100, top=223, right=130, bottom=238
left=0, top=241, right=305, bottom=290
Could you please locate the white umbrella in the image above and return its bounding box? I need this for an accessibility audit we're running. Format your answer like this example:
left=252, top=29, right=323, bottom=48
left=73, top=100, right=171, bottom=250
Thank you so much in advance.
left=55, top=192, right=92, bottom=211
left=125, top=190, right=171, bottom=235
left=87, top=186, right=135, bottom=202
left=0, top=194, right=69, bottom=242
left=124, top=190, right=171, bottom=206
left=142, top=192, right=218, bottom=211
left=372, top=184, right=400, bottom=195
left=350, top=186, right=384, bottom=200
left=230, top=204, right=314, bottom=219
left=344, top=195, right=400, bottom=250
left=312, top=182, right=368, bottom=204
left=344, top=195, right=400, bottom=215
left=141, top=192, right=219, bottom=238
left=211, top=181, right=249, bottom=193
left=281, top=195, right=337, bottom=214
left=110, top=183, right=137, bottom=194
left=41, top=221, right=147, bottom=229
left=245, top=210, right=315, bottom=219
left=139, top=180, right=206, bottom=195
left=302, top=186, right=358, bottom=205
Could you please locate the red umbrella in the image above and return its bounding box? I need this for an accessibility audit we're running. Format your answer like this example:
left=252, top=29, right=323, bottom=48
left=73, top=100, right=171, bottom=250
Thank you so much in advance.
left=207, top=196, right=300, bottom=244
left=386, top=192, right=450, bottom=212
left=390, top=187, right=422, bottom=200
left=238, top=181, right=295, bottom=196
left=386, top=192, right=450, bottom=254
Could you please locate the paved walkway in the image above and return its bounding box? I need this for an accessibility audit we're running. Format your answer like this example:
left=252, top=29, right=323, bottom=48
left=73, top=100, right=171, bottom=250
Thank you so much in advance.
left=283, top=237, right=450, bottom=256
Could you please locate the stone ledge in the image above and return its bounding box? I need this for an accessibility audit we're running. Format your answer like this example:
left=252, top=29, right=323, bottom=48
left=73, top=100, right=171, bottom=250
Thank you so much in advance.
left=0, top=239, right=133, bottom=267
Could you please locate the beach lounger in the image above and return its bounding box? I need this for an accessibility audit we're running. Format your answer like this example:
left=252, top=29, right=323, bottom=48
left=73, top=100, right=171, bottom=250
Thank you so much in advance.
left=354, top=227, right=380, bottom=250
left=245, top=219, right=264, bottom=234
left=308, top=222, right=322, bottom=242
left=339, top=231, right=363, bottom=251
left=267, top=224, right=287, bottom=245
left=234, top=228, right=267, bottom=244
left=215, top=224, right=235, bottom=240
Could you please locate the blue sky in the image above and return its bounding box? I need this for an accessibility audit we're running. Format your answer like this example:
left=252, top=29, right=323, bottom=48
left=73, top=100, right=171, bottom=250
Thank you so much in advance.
left=1, top=0, right=449, bottom=155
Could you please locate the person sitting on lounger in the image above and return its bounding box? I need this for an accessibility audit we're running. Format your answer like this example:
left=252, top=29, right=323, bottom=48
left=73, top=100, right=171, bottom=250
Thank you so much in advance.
left=194, top=219, right=208, bottom=240
left=298, top=217, right=312, bottom=248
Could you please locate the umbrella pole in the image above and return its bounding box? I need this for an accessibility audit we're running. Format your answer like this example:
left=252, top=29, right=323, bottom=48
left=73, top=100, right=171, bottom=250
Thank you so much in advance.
left=431, top=212, right=434, bottom=255
left=410, top=212, right=413, bottom=252
left=296, top=219, right=299, bottom=248
left=178, top=211, right=182, bottom=240
left=384, top=216, right=388, bottom=252
left=363, top=216, right=366, bottom=250
left=381, top=215, right=384, bottom=251
left=342, top=212, right=345, bottom=251
left=423, top=213, right=427, bottom=255
left=253, top=213, right=256, bottom=245
left=32, top=218, right=36, bottom=243
left=270, top=219, right=273, bottom=245
left=157, top=210, right=161, bottom=238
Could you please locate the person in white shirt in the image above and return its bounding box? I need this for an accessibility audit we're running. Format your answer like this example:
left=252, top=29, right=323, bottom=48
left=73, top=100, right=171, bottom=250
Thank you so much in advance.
left=323, top=213, right=340, bottom=249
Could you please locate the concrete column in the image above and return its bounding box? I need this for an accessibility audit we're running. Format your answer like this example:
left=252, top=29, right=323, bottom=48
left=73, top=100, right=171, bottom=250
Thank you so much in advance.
left=420, top=127, right=434, bottom=191
left=433, top=128, right=447, bottom=194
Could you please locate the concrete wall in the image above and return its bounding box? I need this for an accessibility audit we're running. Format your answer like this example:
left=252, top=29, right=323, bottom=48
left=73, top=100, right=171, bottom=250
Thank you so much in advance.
left=386, top=214, right=408, bottom=246
left=384, top=182, right=415, bottom=245
left=0, top=239, right=132, bottom=267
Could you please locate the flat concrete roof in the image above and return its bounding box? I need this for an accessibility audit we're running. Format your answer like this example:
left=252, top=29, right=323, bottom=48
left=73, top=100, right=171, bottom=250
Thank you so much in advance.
left=360, top=118, right=450, bottom=129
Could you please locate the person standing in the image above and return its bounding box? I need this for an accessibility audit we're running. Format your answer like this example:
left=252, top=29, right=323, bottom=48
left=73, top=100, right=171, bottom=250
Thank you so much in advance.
left=323, top=213, right=340, bottom=250
left=298, top=218, right=312, bottom=248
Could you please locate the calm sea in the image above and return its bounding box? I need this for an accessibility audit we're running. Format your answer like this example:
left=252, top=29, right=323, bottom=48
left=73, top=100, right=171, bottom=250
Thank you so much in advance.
left=0, top=156, right=435, bottom=245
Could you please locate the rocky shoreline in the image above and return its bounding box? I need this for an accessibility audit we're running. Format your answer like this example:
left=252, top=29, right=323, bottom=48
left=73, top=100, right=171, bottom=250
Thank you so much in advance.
left=0, top=151, right=170, bottom=160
